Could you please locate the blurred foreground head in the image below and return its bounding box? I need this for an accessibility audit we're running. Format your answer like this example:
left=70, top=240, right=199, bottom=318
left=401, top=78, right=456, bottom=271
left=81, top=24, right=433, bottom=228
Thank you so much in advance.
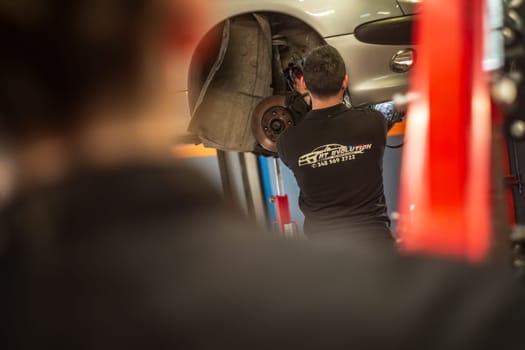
left=0, top=0, right=171, bottom=139
left=0, top=0, right=207, bottom=194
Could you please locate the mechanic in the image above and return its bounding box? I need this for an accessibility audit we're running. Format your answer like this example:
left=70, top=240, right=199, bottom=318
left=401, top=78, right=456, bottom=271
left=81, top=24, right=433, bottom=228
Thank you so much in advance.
left=277, top=45, right=393, bottom=246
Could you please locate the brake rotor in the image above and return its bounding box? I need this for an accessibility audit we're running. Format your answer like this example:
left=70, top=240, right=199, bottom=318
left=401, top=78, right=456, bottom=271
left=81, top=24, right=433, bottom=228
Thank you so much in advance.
left=251, top=95, right=294, bottom=153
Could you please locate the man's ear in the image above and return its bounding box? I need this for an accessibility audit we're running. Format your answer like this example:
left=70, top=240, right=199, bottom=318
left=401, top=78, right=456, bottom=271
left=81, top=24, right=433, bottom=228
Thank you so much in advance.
left=295, top=75, right=309, bottom=95
left=342, top=74, right=349, bottom=90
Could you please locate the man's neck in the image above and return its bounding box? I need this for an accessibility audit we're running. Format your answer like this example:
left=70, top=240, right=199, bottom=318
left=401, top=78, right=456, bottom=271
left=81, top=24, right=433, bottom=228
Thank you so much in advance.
left=310, top=94, right=344, bottom=110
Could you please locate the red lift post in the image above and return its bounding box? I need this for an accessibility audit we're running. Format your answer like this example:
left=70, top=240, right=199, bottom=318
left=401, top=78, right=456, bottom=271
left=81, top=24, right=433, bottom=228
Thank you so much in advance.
left=398, top=0, right=493, bottom=262
left=271, top=158, right=299, bottom=238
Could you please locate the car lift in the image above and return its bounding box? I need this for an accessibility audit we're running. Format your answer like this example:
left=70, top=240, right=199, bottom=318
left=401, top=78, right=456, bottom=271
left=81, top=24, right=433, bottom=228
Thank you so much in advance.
left=271, top=158, right=299, bottom=238
left=398, top=0, right=516, bottom=262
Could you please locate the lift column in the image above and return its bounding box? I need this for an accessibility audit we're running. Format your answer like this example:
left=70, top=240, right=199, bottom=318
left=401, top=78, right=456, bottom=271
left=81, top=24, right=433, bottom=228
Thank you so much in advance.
left=398, top=0, right=493, bottom=262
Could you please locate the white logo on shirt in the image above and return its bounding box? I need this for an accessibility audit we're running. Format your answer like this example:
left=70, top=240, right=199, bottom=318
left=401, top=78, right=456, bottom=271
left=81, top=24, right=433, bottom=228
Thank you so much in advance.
left=298, top=143, right=372, bottom=168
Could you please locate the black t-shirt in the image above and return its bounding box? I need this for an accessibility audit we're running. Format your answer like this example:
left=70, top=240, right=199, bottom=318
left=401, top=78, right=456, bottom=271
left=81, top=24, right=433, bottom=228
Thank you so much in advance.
left=277, top=103, right=390, bottom=236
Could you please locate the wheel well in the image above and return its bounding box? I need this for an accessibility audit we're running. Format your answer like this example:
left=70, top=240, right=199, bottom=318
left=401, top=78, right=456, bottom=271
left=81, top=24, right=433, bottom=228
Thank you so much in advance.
left=188, top=12, right=326, bottom=113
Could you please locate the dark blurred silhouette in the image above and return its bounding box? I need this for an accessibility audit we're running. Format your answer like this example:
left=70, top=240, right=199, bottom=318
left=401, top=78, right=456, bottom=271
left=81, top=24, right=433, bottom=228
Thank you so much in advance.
left=2, top=1, right=525, bottom=349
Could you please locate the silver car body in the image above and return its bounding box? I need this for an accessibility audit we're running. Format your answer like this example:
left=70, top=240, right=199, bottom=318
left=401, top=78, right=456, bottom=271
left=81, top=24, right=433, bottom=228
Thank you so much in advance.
left=176, top=0, right=417, bottom=151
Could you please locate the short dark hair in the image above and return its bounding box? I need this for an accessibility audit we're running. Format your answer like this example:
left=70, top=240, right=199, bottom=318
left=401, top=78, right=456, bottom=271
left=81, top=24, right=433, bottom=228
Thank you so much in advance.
left=302, top=45, right=346, bottom=99
left=0, top=0, right=165, bottom=139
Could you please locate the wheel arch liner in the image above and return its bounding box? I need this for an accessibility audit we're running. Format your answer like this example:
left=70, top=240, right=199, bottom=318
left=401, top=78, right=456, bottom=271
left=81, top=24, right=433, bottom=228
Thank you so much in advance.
left=188, top=14, right=273, bottom=152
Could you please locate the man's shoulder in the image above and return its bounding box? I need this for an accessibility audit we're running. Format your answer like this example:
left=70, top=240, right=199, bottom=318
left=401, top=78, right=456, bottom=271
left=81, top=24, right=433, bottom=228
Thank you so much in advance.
left=277, top=122, right=311, bottom=166
left=277, top=123, right=301, bottom=148
left=276, top=126, right=294, bottom=163
left=346, top=107, right=383, bottom=119
left=345, top=108, right=387, bottom=133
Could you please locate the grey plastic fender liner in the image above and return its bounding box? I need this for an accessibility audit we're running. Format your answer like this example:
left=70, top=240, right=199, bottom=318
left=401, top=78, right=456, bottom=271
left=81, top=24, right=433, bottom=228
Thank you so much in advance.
left=188, top=14, right=273, bottom=152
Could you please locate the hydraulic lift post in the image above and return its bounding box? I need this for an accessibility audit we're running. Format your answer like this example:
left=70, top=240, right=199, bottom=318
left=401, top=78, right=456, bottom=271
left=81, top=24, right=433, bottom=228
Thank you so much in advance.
left=271, top=158, right=298, bottom=238
left=398, top=0, right=493, bottom=262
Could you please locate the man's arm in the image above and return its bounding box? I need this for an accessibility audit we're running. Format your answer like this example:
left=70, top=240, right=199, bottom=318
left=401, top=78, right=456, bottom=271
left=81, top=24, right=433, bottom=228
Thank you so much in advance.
left=373, top=109, right=389, bottom=136
left=366, top=109, right=389, bottom=147
left=276, top=134, right=290, bottom=167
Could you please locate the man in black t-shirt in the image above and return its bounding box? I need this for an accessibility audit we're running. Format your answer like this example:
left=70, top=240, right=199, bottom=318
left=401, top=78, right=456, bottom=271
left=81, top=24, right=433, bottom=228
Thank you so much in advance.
left=277, top=45, right=393, bottom=246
